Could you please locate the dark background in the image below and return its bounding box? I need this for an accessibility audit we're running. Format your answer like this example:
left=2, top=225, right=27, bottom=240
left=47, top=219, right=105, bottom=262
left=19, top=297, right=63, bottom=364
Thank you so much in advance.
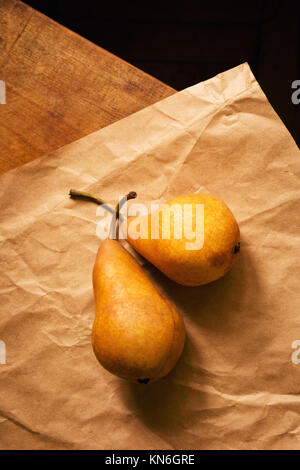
left=24, top=0, right=300, bottom=145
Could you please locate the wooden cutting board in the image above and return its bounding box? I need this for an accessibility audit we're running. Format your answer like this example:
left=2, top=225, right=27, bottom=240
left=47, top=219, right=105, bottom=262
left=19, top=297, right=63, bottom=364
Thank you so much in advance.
left=0, top=0, right=175, bottom=174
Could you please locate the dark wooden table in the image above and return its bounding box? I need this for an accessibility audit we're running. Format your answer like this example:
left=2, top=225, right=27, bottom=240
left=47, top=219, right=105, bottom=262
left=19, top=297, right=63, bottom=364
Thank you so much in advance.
left=0, top=0, right=175, bottom=174
left=25, top=1, right=299, bottom=147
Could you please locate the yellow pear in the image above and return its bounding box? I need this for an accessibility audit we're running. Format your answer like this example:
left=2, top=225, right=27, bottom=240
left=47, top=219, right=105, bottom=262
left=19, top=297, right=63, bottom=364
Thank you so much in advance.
left=124, top=194, right=240, bottom=286
left=69, top=189, right=185, bottom=383
left=92, top=239, right=186, bottom=383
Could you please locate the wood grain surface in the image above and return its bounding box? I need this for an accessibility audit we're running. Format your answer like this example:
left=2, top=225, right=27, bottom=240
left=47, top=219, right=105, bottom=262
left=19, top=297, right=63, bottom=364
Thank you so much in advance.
left=0, top=0, right=175, bottom=174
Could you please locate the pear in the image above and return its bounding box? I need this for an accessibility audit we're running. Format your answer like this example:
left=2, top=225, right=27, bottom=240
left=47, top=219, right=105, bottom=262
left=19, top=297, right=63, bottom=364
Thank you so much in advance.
left=124, top=194, right=240, bottom=286
left=92, top=239, right=186, bottom=383
left=69, top=189, right=185, bottom=383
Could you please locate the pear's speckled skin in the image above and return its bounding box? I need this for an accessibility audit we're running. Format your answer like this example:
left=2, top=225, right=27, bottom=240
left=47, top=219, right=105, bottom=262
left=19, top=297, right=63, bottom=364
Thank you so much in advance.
left=125, top=194, right=240, bottom=286
left=92, top=239, right=186, bottom=383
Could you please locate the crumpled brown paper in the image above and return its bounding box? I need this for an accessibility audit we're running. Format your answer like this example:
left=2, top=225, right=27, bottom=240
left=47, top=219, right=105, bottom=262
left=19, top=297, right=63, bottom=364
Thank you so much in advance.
left=0, top=63, right=300, bottom=450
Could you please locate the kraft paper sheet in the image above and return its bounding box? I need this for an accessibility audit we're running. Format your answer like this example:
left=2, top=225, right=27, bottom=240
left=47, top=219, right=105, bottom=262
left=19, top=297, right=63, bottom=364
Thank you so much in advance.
left=0, top=63, right=300, bottom=450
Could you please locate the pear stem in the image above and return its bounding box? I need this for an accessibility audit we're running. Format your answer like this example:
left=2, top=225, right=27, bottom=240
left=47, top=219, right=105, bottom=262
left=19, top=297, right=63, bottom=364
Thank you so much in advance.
left=69, top=189, right=106, bottom=205
left=109, top=191, right=137, bottom=240
left=69, top=188, right=137, bottom=240
left=115, top=191, right=137, bottom=219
